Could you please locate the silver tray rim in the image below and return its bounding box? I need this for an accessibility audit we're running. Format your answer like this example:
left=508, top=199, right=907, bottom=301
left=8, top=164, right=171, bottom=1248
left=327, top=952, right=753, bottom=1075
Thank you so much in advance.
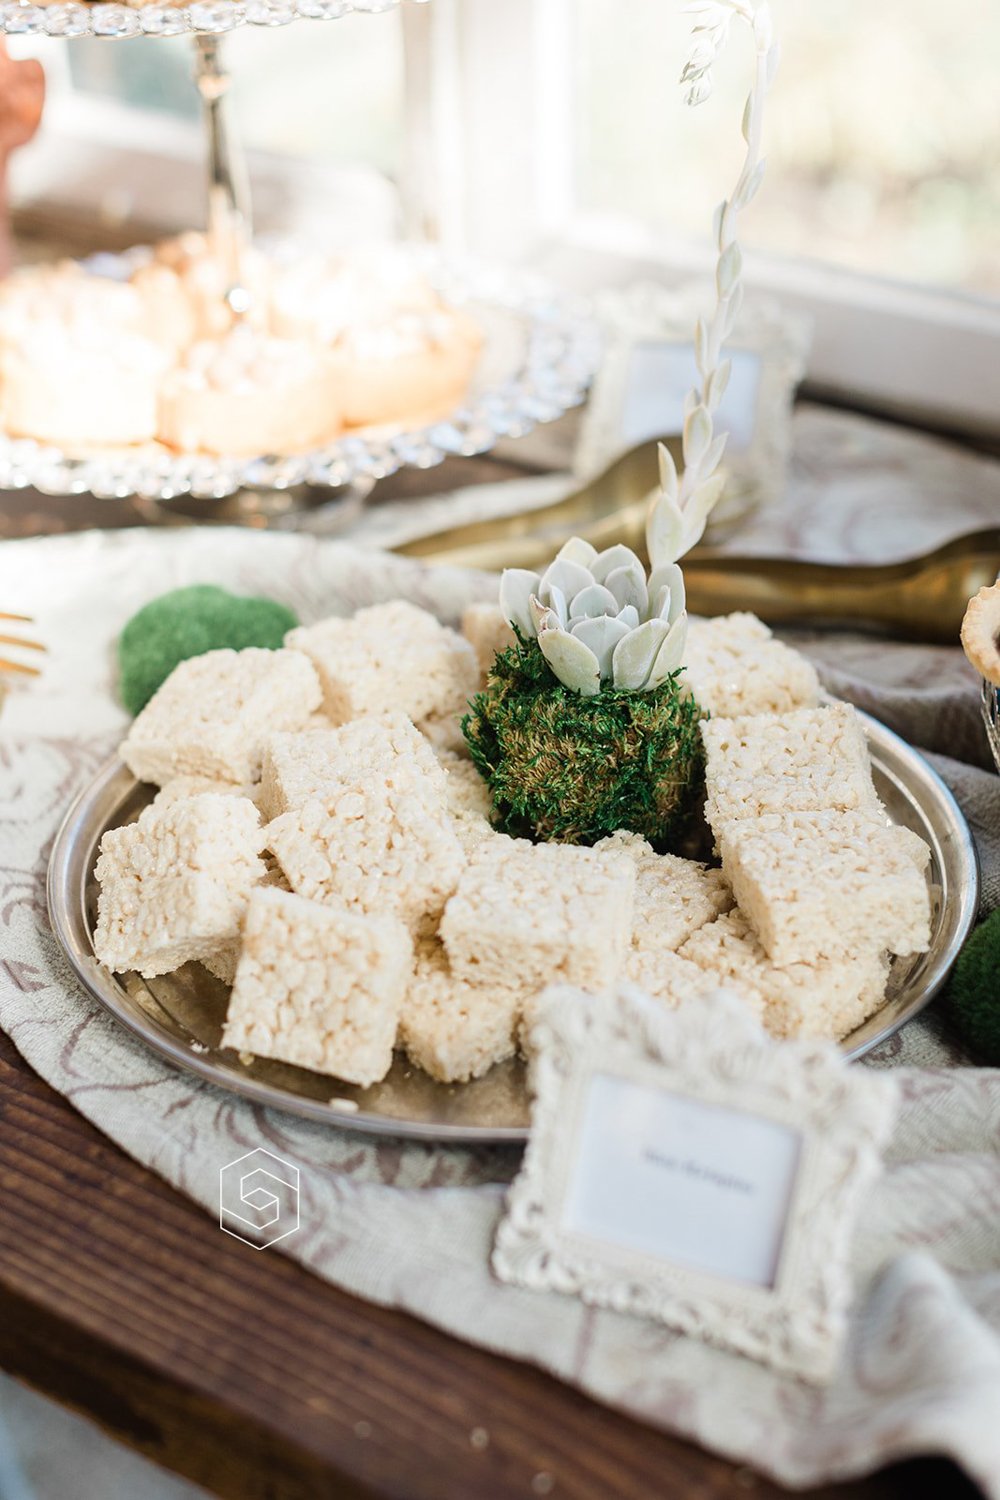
left=47, top=709, right=979, bottom=1144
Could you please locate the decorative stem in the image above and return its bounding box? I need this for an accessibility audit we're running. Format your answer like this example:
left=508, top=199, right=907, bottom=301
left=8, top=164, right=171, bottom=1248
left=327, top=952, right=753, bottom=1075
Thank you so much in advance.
left=646, top=0, right=778, bottom=567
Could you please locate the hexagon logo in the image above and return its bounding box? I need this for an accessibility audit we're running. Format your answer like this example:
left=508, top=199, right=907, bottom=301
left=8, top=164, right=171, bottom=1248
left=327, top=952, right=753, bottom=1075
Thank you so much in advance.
left=219, top=1148, right=300, bottom=1250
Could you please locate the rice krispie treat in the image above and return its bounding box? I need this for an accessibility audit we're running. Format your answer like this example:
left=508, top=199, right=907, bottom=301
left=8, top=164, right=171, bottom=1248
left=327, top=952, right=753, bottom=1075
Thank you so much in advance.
left=94, top=793, right=266, bottom=978
left=267, top=766, right=465, bottom=932
left=718, top=809, right=931, bottom=965
left=461, top=601, right=516, bottom=681
left=623, top=945, right=755, bottom=1014
left=417, top=709, right=469, bottom=757
left=222, top=888, right=412, bottom=1086
left=440, top=839, right=635, bottom=992
left=450, top=809, right=502, bottom=855
left=203, top=942, right=241, bottom=987
left=682, top=613, right=820, bottom=718
left=681, top=909, right=889, bottom=1041
left=121, top=647, right=322, bottom=787
left=399, top=939, right=527, bottom=1083
left=152, top=775, right=261, bottom=812
left=258, top=712, right=448, bottom=823
left=199, top=854, right=290, bottom=986
left=702, top=703, right=881, bottom=835
left=596, top=831, right=732, bottom=953
left=285, top=601, right=478, bottom=727
left=434, top=749, right=493, bottom=820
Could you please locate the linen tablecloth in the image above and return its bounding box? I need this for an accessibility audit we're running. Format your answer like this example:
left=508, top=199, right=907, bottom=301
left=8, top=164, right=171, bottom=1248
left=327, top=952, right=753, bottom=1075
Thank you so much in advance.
left=2, top=527, right=999, bottom=1496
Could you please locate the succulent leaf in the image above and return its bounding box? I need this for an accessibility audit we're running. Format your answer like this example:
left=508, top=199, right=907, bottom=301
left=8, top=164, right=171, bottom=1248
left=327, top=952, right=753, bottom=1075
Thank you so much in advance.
left=556, top=537, right=599, bottom=569
left=646, top=491, right=686, bottom=569
left=590, top=544, right=644, bottom=587
left=649, top=562, right=686, bottom=623
left=569, top=583, right=620, bottom=621
left=657, top=441, right=679, bottom=501
left=604, top=561, right=649, bottom=617
left=500, top=569, right=541, bottom=638
left=539, top=557, right=594, bottom=607
left=569, top=614, right=633, bottom=681
left=537, top=623, right=601, bottom=695
left=646, top=612, right=689, bottom=689
left=610, top=617, right=673, bottom=690
left=548, top=581, right=569, bottom=629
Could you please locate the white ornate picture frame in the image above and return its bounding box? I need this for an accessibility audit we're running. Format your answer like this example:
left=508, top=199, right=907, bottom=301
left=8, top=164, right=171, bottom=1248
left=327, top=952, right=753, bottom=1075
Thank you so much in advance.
left=576, top=284, right=811, bottom=532
left=493, top=986, right=897, bottom=1384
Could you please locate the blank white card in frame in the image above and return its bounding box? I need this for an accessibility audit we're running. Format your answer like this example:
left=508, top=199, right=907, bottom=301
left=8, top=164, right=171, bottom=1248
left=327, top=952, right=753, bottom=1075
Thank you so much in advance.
left=561, top=1073, right=802, bottom=1290
left=621, top=343, right=762, bottom=455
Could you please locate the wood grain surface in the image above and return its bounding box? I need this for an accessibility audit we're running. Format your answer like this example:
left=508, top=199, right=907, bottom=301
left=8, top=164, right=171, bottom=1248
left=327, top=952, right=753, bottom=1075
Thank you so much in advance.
left=0, top=1028, right=982, bottom=1500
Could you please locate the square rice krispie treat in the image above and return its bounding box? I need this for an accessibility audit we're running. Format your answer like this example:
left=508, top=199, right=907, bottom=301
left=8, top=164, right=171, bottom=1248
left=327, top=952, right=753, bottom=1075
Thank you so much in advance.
left=152, top=775, right=262, bottom=812
left=399, top=938, right=526, bottom=1083
left=440, top=839, right=635, bottom=991
left=702, top=702, right=881, bottom=835
left=718, top=808, right=931, bottom=965
left=680, top=909, right=889, bottom=1041
left=258, top=712, right=448, bottom=822
left=200, top=855, right=291, bottom=986
left=417, top=708, right=469, bottom=756
left=596, top=831, right=732, bottom=953
left=267, top=765, right=465, bottom=932
left=285, top=601, right=479, bottom=727
left=623, top=945, right=758, bottom=1015
left=94, top=793, right=266, bottom=977
left=682, top=613, right=820, bottom=717
left=122, top=647, right=322, bottom=787
left=222, top=888, right=413, bottom=1086
left=434, top=749, right=494, bottom=820
left=450, top=809, right=502, bottom=855
left=461, top=601, right=515, bottom=680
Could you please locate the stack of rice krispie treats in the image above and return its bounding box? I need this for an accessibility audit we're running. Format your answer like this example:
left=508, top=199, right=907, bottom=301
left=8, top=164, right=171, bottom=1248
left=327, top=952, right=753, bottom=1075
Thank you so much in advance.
left=685, top=700, right=931, bottom=1040
left=93, top=601, right=932, bottom=1090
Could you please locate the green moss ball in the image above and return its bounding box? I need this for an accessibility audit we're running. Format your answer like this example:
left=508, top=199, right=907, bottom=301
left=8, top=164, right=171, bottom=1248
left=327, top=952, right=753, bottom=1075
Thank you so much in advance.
left=945, top=909, right=1000, bottom=1064
left=462, top=632, right=705, bottom=850
left=118, top=584, right=299, bottom=716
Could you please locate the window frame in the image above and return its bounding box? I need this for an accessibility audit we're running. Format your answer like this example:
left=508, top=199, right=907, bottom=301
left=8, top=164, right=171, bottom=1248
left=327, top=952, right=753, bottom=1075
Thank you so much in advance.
left=403, top=0, right=1000, bottom=438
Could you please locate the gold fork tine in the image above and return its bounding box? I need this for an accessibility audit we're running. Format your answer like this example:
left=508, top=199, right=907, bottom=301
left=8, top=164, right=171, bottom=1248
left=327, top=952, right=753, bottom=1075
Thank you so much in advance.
left=0, top=631, right=44, bottom=652
left=0, top=612, right=44, bottom=681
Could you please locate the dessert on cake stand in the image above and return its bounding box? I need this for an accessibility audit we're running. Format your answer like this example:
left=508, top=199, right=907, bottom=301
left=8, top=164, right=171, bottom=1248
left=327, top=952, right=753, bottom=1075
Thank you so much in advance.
left=0, top=0, right=599, bottom=523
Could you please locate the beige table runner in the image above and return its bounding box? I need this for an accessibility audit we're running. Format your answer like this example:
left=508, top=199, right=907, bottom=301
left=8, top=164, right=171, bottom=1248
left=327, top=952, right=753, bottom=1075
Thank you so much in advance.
left=2, top=528, right=999, bottom=1496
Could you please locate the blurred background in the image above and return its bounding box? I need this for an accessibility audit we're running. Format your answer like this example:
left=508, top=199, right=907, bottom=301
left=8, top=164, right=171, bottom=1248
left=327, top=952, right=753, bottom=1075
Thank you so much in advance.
left=11, top=0, right=998, bottom=292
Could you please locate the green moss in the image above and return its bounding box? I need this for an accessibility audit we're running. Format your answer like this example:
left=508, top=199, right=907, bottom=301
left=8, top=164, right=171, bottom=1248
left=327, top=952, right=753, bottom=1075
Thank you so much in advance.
left=118, top=584, right=299, bottom=716
left=945, top=909, right=1000, bottom=1064
left=462, top=631, right=705, bottom=850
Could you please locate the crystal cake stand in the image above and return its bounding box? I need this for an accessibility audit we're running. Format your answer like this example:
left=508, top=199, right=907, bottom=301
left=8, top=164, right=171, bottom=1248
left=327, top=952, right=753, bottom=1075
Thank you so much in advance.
left=0, top=248, right=599, bottom=507
left=0, top=0, right=598, bottom=518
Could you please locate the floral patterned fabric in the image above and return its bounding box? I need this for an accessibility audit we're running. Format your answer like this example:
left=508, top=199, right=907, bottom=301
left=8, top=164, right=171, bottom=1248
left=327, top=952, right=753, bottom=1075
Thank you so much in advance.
left=2, top=528, right=999, bottom=1496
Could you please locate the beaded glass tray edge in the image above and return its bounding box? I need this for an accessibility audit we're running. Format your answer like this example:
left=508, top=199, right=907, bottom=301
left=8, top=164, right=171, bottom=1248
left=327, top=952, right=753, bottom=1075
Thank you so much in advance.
left=0, top=251, right=601, bottom=501
left=2, top=0, right=426, bottom=43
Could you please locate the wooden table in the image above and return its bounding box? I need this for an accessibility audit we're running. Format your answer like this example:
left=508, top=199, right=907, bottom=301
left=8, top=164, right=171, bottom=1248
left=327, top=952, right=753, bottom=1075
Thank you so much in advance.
left=0, top=461, right=987, bottom=1500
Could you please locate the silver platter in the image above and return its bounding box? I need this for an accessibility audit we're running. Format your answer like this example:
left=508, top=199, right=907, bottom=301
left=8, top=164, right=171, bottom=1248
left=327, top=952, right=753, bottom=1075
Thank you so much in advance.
left=1, top=0, right=423, bottom=42
left=0, top=251, right=600, bottom=503
left=47, top=710, right=978, bottom=1144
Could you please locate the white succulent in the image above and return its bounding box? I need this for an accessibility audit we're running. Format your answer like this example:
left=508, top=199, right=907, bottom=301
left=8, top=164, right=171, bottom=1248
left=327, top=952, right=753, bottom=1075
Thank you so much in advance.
left=499, top=0, right=776, bottom=700
left=499, top=539, right=688, bottom=697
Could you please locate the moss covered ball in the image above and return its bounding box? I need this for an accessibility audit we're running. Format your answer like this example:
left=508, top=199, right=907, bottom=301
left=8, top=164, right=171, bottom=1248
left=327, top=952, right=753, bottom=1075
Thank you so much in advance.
left=945, top=909, right=1000, bottom=1064
left=463, top=632, right=705, bottom=849
left=118, top=584, right=299, bottom=716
